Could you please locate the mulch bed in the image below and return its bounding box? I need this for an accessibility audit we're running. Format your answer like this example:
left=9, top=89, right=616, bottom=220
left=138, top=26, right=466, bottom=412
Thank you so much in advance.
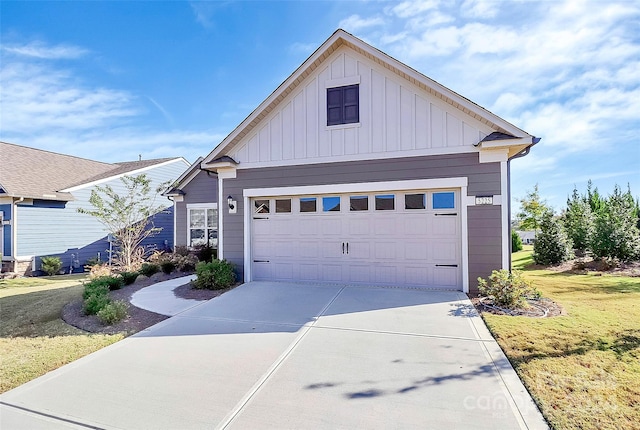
left=172, top=282, right=235, bottom=301
left=471, top=297, right=566, bottom=318
left=62, top=271, right=196, bottom=335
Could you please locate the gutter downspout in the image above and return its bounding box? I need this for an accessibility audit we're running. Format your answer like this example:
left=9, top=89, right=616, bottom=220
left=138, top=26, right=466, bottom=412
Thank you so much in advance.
left=507, top=137, right=540, bottom=270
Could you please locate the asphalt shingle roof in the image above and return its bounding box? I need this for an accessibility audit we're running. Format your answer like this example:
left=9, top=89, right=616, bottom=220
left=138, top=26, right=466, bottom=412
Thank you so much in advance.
left=0, top=142, right=175, bottom=201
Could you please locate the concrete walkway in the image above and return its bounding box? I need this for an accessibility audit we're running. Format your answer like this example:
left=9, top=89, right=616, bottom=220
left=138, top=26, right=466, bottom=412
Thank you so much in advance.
left=1, top=282, right=549, bottom=429
left=130, top=275, right=198, bottom=316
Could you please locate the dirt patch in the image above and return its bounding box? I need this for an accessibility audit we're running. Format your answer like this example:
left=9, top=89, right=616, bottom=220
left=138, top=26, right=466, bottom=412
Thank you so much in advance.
left=471, top=297, right=566, bottom=318
left=62, top=271, right=193, bottom=335
left=534, top=257, right=640, bottom=277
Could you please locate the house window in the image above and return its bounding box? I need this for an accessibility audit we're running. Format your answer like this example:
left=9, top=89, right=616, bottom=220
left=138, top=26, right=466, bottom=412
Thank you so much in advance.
left=188, top=205, right=218, bottom=248
left=327, top=84, right=359, bottom=126
left=322, top=196, right=341, bottom=212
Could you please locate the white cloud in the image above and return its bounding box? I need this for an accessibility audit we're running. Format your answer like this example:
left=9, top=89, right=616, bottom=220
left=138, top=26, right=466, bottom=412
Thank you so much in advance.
left=0, top=41, right=222, bottom=163
left=460, top=0, right=498, bottom=19
left=1, top=41, right=89, bottom=59
left=339, top=14, right=385, bottom=31
left=388, top=0, right=441, bottom=19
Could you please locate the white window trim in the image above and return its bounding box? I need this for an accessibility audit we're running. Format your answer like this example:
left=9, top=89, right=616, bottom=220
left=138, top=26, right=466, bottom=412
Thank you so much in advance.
left=243, top=177, right=470, bottom=292
left=186, top=203, right=218, bottom=249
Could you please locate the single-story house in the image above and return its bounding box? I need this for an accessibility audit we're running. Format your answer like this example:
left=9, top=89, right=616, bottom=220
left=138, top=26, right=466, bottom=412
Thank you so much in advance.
left=517, top=231, right=536, bottom=245
left=166, top=29, right=538, bottom=294
left=0, top=142, right=190, bottom=275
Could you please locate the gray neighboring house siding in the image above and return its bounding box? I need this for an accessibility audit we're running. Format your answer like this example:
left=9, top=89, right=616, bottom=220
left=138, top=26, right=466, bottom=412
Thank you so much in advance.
left=174, top=170, right=218, bottom=248
left=221, top=153, right=502, bottom=290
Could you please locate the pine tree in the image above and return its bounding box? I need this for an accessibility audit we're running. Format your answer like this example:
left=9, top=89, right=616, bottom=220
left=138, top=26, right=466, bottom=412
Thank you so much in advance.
left=533, top=210, right=574, bottom=265
left=564, top=186, right=594, bottom=252
left=591, top=185, right=640, bottom=261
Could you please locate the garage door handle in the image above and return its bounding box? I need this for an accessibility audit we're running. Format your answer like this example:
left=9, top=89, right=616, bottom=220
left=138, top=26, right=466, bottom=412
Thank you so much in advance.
left=435, top=213, right=457, bottom=216
left=435, top=264, right=458, bottom=267
left=253, top=260, right=270, bottom=263
left=342, top=242, right=345, bottom=254
left=346, top=242, right=349, bottom=254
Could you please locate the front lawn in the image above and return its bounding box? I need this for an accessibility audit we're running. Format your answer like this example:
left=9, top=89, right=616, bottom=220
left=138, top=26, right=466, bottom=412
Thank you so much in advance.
left=482, top=248, right=640, bottom=429
left=0, top=274, right=123, bottom=393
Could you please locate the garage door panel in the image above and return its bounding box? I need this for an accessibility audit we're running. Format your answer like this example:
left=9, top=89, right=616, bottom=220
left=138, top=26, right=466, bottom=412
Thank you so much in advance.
left=403, top=216, right=429, bottom=235
left=347, top=265, right=371, bottom=283
left=347, top=217, right=371, bottom=235
left=432, top=216, right=459, bottom=236
left=433, top=267, right=459, bottom=288
left=404, top=242, right=428, bottom=260
left=299, top=242, right=320, bottom=258
left=405, top=266, right=429, bottom=285
left=252, top=240, right=272, bottom=259
left=347, top=240, right=371, bottom=260
left=273, top=241, right=294, bottom=258
left=430, top=240, right=458, bottom=262
left=271, top=218, right=295, bottom=236
left=299, top=218, right=320, bottom=235
left=374, top=241, right=398, bottom=260
left=375, top=265, right=397, bottom=284
left=321, top=218, right=343, bottom=236
left=322, top=264, right=344, bottom=282
left=253, top=262, right=271, bottom=280
left=298, top=264, right=319, bottom=281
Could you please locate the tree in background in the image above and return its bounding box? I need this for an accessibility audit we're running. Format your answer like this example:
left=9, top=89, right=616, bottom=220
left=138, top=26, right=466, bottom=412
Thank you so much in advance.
left=591, top=185, right=640, bottom=262
left=516, top=184, right=552, bottom=234
left=563, top=186, right=595, bottom=253
left=511, top=230, right=523, bottom=252
left=78, top=174, right=170, bottom=271
left=533, top=210, right=574, bottom=265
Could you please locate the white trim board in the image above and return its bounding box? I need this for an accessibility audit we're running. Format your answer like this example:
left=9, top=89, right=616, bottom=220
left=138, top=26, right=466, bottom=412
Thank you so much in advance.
left=243, top=177, right=469, bottom=198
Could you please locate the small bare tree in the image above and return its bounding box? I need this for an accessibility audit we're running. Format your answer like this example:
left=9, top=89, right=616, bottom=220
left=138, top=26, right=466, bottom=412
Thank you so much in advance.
left=78, top=174, right=170, bottom=271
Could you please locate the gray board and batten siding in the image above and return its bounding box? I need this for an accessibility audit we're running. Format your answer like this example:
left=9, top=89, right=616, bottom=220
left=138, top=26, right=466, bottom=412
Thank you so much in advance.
left=221, top=152, right=501, bottom=293
left=174, top=170, right=219, bottom=248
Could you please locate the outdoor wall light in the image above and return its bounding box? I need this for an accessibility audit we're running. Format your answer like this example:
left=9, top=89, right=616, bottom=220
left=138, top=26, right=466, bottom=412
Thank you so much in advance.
left=227, top=195, right=235, bottom=210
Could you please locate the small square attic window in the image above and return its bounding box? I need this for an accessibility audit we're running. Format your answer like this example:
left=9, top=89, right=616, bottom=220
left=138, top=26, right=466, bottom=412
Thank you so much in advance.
left=327, top=84, right=359, bottom=126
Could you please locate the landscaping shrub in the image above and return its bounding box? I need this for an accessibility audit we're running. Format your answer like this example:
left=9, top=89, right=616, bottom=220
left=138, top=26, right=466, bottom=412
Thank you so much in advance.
left=564, top=187, right=595, bottom=252
left=193, top=259, right=236, bottom=290
left=83, top=283, right=110, bottom=300
left=119, top=271, right=139, bottom=285
left=160, top=260, right=176, bottom=274
left=174, top=245, right=190, bottom=256
left=89, top=264, right=112, bottom=279
left=139, top=263, right=160, bottom=277
left=97, top=300, right=129, bottom=325
left=83, top=292, right=111, bottom=315
left=195, top=244, right=216, bottom=262
left=173, top=254, right=198, bottom=272
left=533, top=211, right=573, bottom=265
left=88, top=275, right=123, bottom=291
left=511, top=230, right=523, bottom=252
left=41, top=256, right=63, bottom=276
left=478, top=269, right=539, bottom=309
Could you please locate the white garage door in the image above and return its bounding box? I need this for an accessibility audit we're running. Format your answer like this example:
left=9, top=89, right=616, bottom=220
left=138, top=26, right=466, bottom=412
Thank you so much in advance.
left=250, top=190, right=461, bottom=290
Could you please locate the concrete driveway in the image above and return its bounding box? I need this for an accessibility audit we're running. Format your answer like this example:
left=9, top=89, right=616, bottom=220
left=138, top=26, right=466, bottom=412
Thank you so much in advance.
left=1, top=282, right=548, bottom=429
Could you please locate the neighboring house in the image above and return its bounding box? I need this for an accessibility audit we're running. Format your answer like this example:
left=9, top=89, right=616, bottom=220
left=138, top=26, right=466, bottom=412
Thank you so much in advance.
left=0, top=142, right=190, bottom=275
left=168, top=29, right=538, bottom=294
left=517, top=231, right=536, bottom=245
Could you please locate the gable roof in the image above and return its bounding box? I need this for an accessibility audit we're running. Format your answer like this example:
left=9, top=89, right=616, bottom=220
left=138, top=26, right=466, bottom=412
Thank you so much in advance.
left=202, top=29, right=536, bottom=168
left=0, top=141, right=185, bottom=201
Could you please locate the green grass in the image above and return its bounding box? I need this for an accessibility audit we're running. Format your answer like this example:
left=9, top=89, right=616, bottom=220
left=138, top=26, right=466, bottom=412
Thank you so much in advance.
left=483, top=247, right=640, bottom=429
left=0, top=275, right=124, bottom=393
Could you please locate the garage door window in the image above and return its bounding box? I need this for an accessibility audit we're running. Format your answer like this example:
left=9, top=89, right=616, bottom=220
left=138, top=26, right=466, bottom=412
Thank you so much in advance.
left=433, top=192, right=455, bottom=209
left=350, top=196, right=368, bottom=211
left=254, top=200, right=270, bottom=214
left=405, top=193, right=426, bottom=210
left=300, top=197, right=317, bottom=213
left=323, top=196, right=341, bottom=212
left=276, top=199, right=291, bottom=213
left=375, top=194, right=395, bottom=210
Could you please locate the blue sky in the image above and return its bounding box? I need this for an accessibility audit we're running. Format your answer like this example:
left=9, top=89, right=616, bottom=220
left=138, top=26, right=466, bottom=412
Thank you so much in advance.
left=1, top=0, right=638, bottom=211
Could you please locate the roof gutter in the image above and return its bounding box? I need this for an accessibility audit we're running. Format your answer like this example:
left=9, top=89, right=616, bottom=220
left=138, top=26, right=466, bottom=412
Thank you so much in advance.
left=509, top=136, right=541, bottom=161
